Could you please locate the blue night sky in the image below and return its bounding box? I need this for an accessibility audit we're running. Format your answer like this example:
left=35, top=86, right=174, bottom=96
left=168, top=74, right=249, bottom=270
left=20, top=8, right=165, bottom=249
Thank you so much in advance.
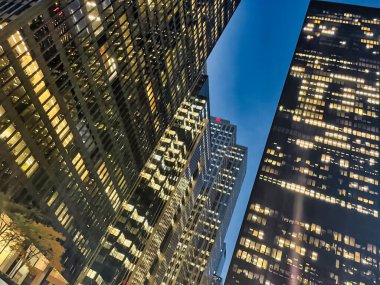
left=206, top=0, right=380, bottom=279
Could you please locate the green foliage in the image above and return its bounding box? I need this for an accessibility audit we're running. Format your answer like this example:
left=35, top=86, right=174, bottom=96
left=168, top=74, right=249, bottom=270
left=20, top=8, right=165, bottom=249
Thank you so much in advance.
left=0, top=193, right=45, bottom=222
left=0, top=193, right=66, bottom=275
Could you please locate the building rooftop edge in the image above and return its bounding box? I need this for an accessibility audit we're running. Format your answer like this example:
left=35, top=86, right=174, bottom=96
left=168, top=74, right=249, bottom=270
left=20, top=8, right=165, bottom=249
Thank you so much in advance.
left=311, top=0, right=380, bottom=13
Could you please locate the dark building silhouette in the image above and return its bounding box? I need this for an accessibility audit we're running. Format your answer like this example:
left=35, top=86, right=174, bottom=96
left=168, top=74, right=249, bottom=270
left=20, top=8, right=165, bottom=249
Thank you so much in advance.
left=227, top=1, right=380, bottom=284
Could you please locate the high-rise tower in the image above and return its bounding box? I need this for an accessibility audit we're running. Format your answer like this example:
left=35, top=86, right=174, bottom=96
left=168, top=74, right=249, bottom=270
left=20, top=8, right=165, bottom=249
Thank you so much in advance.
left=227, top=1, right=380, bottom=284
left=165, top=117, right=247, bottom=285
left=0, top=0, right=240, bottom=283
left=81, top=89, right=211, bottom=285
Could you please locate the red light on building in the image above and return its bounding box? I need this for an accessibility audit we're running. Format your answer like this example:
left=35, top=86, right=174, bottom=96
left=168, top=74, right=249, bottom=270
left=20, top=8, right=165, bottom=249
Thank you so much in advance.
left=216, top=118, right=222, bottom=123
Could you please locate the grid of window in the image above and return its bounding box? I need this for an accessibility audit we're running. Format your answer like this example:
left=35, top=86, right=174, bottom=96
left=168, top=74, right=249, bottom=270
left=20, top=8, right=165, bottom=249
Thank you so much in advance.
left=81, top=94, right=210, bottom=285
left=0, top=0, right=240, bottom=283
left=164, top=118, right=247, bottom=284
left=227, top=2, right=380, bottom=285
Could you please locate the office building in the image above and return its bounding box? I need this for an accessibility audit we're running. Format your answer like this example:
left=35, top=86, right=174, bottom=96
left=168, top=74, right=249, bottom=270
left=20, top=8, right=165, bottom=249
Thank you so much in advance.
left=80, top=89, right=211, bottom=285
left=0, top=0, right=240, bottom=283
left=165, top=117, right=247, bottom=284
left=227, top=1, right=380, bottom=284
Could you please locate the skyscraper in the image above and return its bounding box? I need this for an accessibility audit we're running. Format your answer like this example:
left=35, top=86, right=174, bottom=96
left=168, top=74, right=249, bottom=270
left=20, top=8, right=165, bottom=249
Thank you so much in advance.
left=165, top=117, right=247, bottom=285
left=227, top=1, right=380, bottom=284
left=80, top=86, right=211, bottom=285
left=0, top=0, right=240, bottom=283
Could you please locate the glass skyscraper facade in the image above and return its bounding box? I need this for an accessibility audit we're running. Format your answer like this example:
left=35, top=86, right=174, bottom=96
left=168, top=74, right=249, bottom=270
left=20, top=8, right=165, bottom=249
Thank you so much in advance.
left=0, top=0, right=240, bottom=283
left=227, top=1, right=380, bottom=284
left=165, top=117, right=247, bottom=285
left=81, top=88, right=211, bottom=285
